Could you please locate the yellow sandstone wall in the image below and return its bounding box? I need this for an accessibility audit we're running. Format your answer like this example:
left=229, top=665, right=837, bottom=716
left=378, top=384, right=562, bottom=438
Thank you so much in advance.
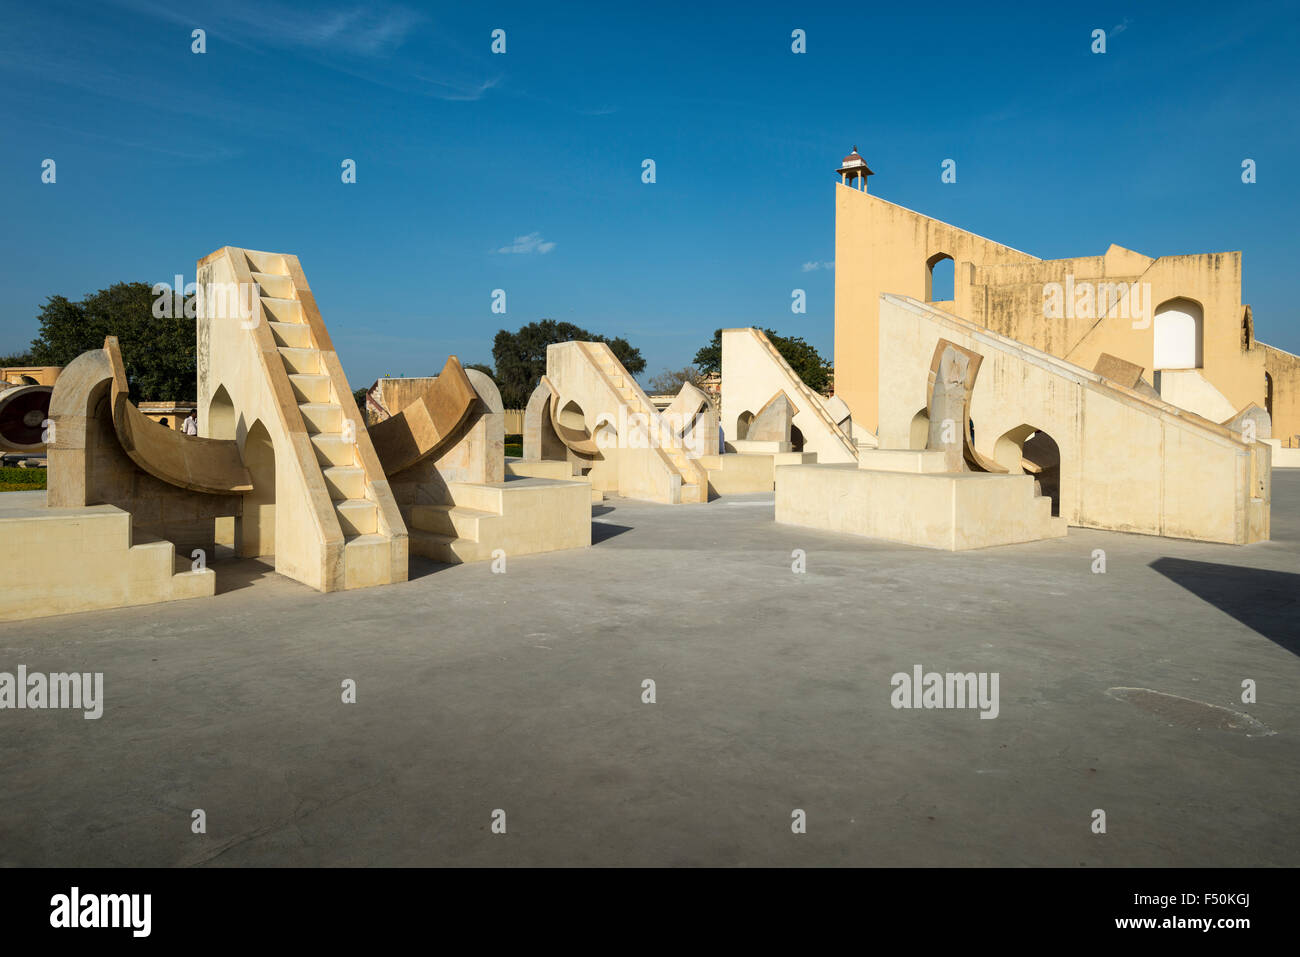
left=959, top=249, right=1264, bottom=418
left=834, top=180, right=1289, bottom=437
left=1261, top=344, right=1300, bottom=446
left=834, top=184, right=1036, bottom=432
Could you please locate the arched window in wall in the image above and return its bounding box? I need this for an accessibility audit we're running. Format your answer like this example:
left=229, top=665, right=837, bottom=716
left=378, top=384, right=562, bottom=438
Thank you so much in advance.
left=1152, top=298, right=1204, bottom=370
left=925, top=253, right=954, bottom=302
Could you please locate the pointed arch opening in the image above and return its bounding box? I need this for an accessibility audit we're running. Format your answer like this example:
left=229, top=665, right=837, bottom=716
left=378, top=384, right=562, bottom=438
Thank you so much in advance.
left=239, top=420, right=276, bottom=558
left=208, top=384, right=236, bottom=441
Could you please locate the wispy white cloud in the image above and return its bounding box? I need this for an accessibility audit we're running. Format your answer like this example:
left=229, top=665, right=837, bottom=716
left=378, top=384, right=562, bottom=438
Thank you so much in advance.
left=286, top=6, right=423, bottom=56
left=802, top=261, right=834, bottom=272
left=107, top=0, right=498, bottom=102
left=497, top=233, right=556, bottom=255
left=411, top=74, right=502, bottom=102
left=115, top=0, right=423, bottom=57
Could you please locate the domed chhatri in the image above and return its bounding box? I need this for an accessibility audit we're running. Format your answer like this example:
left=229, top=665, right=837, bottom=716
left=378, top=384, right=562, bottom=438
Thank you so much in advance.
left=837, top=146, right=873, bottom=189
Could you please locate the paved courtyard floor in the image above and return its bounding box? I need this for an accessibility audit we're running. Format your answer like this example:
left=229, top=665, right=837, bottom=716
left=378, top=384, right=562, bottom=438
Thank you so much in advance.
left=2, top=474, right=1298, bottom=866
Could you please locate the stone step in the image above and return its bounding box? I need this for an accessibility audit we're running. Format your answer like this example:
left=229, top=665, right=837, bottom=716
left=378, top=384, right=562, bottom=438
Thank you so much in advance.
left=666, top=456, right=699, bottom=480
left=290, top=373, right=331, bottom=404
left=245, top=251, right=289, bottom=276
left=278, top=346, right=321, bottom=375
left=251, top=272, right=295, bottom=299
left=172, top=550, right=197, bottom=576
left=322, top=465, right=366, bottom=500
left=128, top=538, right=174, bottom=579
left=680, top=483, right=706, bottom=504
left=504, top=459, right=580, bottom=480
left=269, top=321, right=312, bottom=348
left=170, top=548, right=215, bottom=595
left=335, top=498, right=377, bottom=536
left=342, top=533, right=393, bottom=590
left=409, top=503, right=498, bottom=540
left=298, top=402, right=342, bottom=434
left=445, top=482, right=504, bottom=514
left=170, top=565, right=216, bottom=599
left=408, top=529, right=495, bottom=564
left=259, top=296, right=302, bottom=325
left=310, top=433, right=356, bottom=467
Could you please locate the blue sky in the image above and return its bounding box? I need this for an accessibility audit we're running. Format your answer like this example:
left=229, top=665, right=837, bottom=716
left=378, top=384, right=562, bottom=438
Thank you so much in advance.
left=3, top=0, right=1298, bottom=389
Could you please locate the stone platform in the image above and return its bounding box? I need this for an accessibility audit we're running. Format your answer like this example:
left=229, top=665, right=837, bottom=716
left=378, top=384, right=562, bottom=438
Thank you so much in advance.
left=775, top=463, right=1066, bottom=550
left=0, top=491, right=213, bottom=621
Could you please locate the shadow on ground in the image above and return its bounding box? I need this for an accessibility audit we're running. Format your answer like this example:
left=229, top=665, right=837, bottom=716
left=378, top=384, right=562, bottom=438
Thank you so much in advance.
left=591, top=521, right=633, bottom=545
left=1150, top=556, right=1300, bottom=655
left=210, top=556, right=279, bottom=595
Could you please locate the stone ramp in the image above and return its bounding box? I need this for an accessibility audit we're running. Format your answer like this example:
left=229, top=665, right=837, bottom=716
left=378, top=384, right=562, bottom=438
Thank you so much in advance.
left=1157, top=368, right=1239, bottom=422
left=524, top=341, right=708, bottom=504
left=721, top=328, right=858, bottom=463
left=876, top=295, right=1269, bottom=544
left=584, top=342, right=708, bottom=501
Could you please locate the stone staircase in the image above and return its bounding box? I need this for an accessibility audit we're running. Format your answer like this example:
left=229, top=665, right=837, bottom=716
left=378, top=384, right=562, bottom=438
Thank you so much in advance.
left=404, top=477, right=591, bottom=564
left=584, top=342, right=708, bottom=503
left=406, top=482, right=505, bottom=563
left=247, top=252, right=393, bottom=580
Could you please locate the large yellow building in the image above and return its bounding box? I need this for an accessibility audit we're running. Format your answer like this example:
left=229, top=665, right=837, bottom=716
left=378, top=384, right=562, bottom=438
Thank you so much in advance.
left=832, top=150, right=1300, bottom=444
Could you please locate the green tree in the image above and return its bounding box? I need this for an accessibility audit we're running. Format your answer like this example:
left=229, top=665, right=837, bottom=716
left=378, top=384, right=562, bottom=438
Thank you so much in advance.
left=692, top=333, right=722, bottom=377
left=27, top=282, right=195, bottom=402
left=491, top=320, right=645, bottom=408
left=693, top=328, right=833, bottom=395
left=465, top=362, right=495, bottom=380
left=0, top=351, right=35, bottom=366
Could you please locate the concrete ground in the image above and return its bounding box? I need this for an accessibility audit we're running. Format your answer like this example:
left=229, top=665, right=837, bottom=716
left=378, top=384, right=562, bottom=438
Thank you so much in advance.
left=2, top=474, right=1298, bottom=867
